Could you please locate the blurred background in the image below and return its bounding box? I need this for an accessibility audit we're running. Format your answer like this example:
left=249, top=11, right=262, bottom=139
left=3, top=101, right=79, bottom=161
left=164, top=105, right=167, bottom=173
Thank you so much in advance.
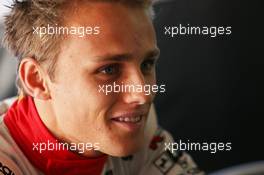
left=153, top=0, right=264, bottom=173
left=0, top=0, right=263, bottom=174
left=0, top=0, right=18, bottom=100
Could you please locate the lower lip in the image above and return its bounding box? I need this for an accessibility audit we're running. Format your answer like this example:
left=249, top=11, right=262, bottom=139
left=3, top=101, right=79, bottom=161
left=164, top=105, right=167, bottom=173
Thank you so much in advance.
left=111, top=118, right=143, bottom=132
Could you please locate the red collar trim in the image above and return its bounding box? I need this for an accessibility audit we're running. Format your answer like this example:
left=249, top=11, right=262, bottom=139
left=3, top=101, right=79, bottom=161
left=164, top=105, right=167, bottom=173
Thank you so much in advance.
left=4, top=96, right=107, bottom=175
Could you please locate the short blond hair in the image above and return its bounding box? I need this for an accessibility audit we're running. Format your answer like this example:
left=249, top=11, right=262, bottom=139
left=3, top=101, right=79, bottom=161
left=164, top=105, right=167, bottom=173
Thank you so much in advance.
left=3, top=0, right=153, bottom=94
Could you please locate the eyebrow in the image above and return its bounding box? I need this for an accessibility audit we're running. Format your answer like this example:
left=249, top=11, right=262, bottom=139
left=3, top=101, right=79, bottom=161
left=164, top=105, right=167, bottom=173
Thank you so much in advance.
left=91, top=48, right=160, bottom=62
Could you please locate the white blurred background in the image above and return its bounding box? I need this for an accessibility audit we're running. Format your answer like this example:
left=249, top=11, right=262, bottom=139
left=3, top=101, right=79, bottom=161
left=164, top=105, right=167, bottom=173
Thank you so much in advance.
left=0, top=0, right=17, bottom=100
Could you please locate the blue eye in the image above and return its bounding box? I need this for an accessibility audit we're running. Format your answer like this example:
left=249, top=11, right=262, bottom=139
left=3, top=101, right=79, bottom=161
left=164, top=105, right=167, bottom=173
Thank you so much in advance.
left=100, top=64, right=119, bottom=75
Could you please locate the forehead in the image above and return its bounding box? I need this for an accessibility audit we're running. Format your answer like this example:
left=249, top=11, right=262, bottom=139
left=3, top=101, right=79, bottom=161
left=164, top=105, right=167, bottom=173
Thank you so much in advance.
left=60, top=2, right=156, bottom=59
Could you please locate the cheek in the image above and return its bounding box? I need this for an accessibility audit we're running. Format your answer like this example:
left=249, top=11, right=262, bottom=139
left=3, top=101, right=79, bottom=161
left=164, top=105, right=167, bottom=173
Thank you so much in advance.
left=53, top=78, right=117, bottom=121
left=51, top=67, right=118, bottom=113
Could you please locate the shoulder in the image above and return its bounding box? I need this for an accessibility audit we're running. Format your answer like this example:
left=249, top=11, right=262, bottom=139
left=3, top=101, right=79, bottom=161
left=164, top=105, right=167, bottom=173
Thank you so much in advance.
left=0, top=118, right=23, bottom=175
left=0, top=153, right=23, bottom=175
left=0, top=115, right=41, bottom=175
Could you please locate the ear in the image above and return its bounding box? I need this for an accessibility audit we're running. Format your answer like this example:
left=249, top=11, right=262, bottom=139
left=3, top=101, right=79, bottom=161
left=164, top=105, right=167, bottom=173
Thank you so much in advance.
left=18, top=58, right=51, bottom=100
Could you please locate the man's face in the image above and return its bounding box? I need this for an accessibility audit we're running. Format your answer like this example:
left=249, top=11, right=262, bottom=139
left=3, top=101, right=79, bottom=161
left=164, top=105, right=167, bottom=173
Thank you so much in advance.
left=47, top=2, right=159, bottom=157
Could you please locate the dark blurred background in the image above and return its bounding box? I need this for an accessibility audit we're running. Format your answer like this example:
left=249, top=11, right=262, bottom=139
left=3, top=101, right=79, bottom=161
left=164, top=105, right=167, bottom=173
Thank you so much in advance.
left=153, top=0, right=263, bottom=173
left=0, top=0, right=263, bottom=173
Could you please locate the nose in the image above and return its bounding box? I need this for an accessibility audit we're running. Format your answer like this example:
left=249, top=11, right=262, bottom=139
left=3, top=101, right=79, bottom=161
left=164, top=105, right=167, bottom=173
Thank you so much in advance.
left=121, top=69, right=154, bottom=105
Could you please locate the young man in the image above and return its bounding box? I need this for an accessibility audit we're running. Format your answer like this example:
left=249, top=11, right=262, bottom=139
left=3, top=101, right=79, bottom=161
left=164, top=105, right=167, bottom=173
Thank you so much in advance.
left=0, top=0, right=205, bottom=174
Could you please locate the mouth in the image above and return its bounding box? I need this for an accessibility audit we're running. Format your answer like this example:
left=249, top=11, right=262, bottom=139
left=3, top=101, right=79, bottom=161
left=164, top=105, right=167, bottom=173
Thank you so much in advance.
left=111, top=115, right=143, bottom=123
left=110, top=113, right=146, bottom=132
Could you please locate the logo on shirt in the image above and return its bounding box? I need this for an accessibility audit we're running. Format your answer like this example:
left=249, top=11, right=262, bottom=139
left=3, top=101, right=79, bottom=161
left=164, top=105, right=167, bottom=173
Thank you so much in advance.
left=149, top=136, right=164, bottom=150
left=0, top=162, right=15, bottom=175
left=149, top=128, right=164, bottom=150
left=154, top=150, right=183, bottom=174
